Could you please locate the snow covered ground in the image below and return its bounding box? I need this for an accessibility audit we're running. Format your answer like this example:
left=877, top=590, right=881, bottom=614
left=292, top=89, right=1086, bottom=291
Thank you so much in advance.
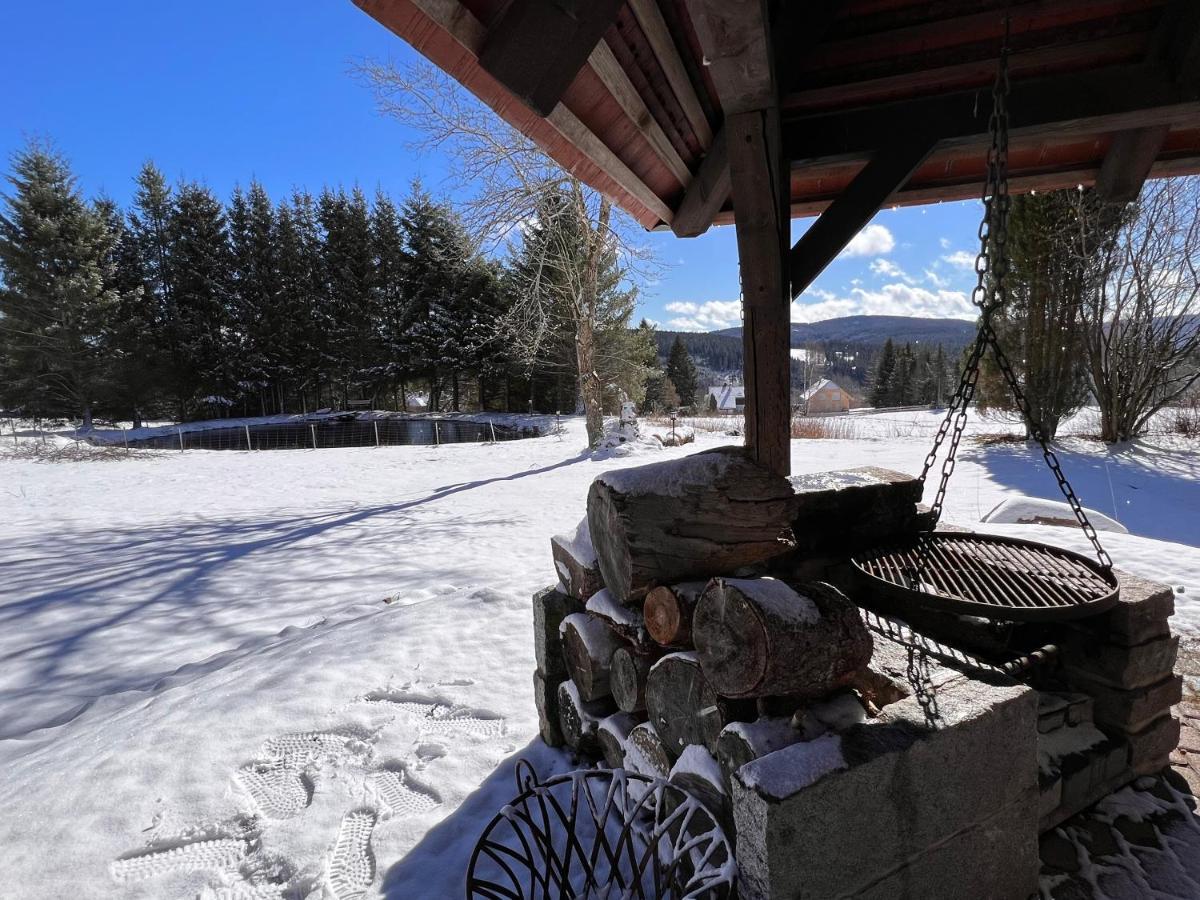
left=1, top=411, right=1198, bottom=898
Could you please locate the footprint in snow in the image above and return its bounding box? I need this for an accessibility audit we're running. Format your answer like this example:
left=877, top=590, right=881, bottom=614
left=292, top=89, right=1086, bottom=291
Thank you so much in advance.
left=236, top=761, right=313, bottom=820
left=361, top=688, right=505, bottom=738
left=325, top=808, right=378, bottom=900
left=369, top=765, right=440, bottom=817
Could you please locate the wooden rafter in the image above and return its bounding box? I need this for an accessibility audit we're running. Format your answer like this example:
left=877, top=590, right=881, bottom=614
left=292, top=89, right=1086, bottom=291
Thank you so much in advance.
left=785, top=63, right=1197, bottom=163
left=627, top=0, right=714, bottom=148
left=479, top=0, right=625, bottom=117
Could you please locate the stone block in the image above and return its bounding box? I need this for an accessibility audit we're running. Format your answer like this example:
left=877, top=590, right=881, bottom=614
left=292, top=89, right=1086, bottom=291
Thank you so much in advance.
left=854, top=799, right=1038, bottom=900
left=1076, top=571, right=1175, bottom=647
left=1127, top=714, right=1181, bottom=776
left=788, top=467, right=922, bottom=554
left=532, top=585, right=583, bottom=681
left=1081, top=674, right=1183, bottom=734
left=1062, top=632, right=1178, bottom=691
left=533, top=668, right=563, bottom=747
left=731, top=662, right=1038, bottom=899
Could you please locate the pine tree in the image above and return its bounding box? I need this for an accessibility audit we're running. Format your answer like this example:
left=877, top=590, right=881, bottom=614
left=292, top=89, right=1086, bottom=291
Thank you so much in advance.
left=0, top=144, right=121, bottom=426
left=278, top=190, right=328, bottom=409
left=228, top=181, right=281, bottom=413
left=870, top=337, right=896, bottom=407
left=94, top=195, right=155, bottom=425
left=166, top=181, right=234, bottom=416
left=370, top=189, right=411, bottom=407
left=666, top=335, right=699, bottom=409
left=319, top=187, right=377, bottom=405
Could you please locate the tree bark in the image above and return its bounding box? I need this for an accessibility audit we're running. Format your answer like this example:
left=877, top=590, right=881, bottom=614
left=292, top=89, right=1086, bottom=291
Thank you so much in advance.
left=587, top=447, right=797, bottom=604
left=624, top=721, right=673, bottom=777
left=693, top=579, right=872, bottom=699
left=714, top=717, right=802, bottom=784
left=557, top=680, right=613, bottom=756
left=550, top=520, right=603, bottom=601
left=644, top=582, right=708, bottom=646
left=646, top=652, right=755, bottom=754
left=596, top=711, right=640, bottom=768
left=560, top=612, right=622, bottom=701
left=611, top=644, right=666, bottom=714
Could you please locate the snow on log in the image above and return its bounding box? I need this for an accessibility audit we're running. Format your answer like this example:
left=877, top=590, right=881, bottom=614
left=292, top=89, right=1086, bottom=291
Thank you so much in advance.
left=597, top=712, right=640, bottom=768
left=585, top=589, right=644, bottom=643
left=668, top=744, right=733, bottom=834
left=557, top=680, right=614, bottom=756
left=646, top=651, right=755, bottom=754
left=624, top=721, right=674, bottom=778
left=715, top=717, right=803, bottom=784
left=586, top=447, right=798, bottom=604
left=550, top=517, right=604, bottom=600
left=560, top=612, right=622, bottom=702
left=611, top=644, right=666, bottom=714
left=644, top=581, right=708, bottom=647
left=693, top=579, right=873, bottom=699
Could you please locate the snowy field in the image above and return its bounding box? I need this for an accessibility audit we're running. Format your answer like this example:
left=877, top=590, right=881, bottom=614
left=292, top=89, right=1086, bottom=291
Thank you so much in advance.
left=1, top=411, right=1199, bottom=898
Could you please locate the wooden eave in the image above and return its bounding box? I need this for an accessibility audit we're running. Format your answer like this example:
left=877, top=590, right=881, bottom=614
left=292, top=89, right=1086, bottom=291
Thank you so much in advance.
left=353, top=0, right=1200, bottom=234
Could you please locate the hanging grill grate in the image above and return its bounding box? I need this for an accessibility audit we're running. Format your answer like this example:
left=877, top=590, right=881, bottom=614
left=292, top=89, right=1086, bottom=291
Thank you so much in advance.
left=851, top=533, right=1119, bottom=623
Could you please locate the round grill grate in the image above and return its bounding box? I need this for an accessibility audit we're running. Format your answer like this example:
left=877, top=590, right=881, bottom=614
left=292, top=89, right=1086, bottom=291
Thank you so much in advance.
left=850, top=532, right=1119, bottom=623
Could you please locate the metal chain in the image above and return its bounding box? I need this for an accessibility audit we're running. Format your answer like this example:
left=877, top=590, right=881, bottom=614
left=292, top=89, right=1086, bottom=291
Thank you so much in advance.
left=915, top=17, right=1112, bottom=571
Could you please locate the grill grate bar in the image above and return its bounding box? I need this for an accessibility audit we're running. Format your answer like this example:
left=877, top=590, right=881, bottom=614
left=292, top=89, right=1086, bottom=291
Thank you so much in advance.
left=850, top=533, right=1119, bottom=623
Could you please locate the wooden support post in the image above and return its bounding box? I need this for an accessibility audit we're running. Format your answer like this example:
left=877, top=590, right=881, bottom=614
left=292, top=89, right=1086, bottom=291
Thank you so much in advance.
left=728, top=110, right=791, bottom=477
left=687, top=0, right=791, bottom=476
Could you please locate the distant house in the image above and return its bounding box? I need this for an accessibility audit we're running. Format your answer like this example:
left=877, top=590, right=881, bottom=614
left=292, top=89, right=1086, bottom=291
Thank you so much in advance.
left=801, top=378, right=852, bottom=414
left=708, top=384, right=745, bottom=413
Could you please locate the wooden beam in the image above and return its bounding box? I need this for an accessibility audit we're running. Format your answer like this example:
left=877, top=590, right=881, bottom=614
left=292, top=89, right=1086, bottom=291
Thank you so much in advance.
left=1096, top=125, right=1170, bottom=203
left=588, top=40, right=692, bottom=187
left=728, top=108, right=791, bottom=477
left=789, top=137, right=935, bottom=298
left=627, top=0, right=714, bottom=147
left=784, top=63, right=1191, bottom=164
left=687, top=0, right=773, bottom=114
left=479, top=0, right=625, bottom=117
left=396, top=0, right=674, bottom=225
left=1095, top=1, right=1200, bottom=204
left=671, top=125, right=729, bottom=236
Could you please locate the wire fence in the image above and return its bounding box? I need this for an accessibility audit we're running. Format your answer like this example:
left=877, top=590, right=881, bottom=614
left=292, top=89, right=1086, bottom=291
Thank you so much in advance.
left=2, top=415, right=545, bottom=454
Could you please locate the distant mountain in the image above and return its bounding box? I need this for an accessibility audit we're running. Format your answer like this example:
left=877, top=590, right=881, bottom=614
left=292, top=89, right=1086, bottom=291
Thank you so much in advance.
left=716, top=314, right=978, bottom=347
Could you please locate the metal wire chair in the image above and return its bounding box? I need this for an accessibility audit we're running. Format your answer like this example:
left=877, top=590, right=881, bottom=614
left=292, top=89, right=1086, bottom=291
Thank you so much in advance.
left=466, top=761, right=736, bottom=899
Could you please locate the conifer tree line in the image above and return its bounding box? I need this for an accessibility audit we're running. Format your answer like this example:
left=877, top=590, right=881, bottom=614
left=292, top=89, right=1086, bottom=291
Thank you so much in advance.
left=0, top=143, right=653, bottom=427
left=868, top=338, right=957, bottom=409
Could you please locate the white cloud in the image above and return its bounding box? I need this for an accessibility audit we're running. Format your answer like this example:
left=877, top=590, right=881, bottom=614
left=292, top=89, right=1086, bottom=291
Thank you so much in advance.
left=792, top=282, right=975, bottom=323
left=869, top=258, right=905, bottom=278
left=664, top=299, right=742, bottom=332
left=939, top=237, right=952, bottom=249
left=941, top=250, right=976, bottom=270
left=923, top=268, right=949, bottom=288
left=840, top=224, right=895, bottom=257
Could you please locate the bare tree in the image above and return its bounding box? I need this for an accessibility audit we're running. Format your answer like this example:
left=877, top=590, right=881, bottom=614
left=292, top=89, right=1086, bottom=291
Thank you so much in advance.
left=1078, top=177, right=1200, bottom=442
left=356, top=60, right=653, bottom=447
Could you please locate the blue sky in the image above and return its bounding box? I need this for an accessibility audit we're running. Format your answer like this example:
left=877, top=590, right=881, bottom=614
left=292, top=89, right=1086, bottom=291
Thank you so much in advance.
left=3, top=2, right=984, bottom=330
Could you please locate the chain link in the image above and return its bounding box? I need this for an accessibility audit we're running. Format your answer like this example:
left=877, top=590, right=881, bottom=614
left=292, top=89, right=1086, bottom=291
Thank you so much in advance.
left=915, top=18, right=1112, bottom=571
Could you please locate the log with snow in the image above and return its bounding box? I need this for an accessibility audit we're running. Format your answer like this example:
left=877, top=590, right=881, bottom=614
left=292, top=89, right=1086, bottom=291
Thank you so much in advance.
left=586, top=447, right=798, bottom=604
left=550, top=517, right=605, bottom=600
left=693, top=578, right=873, bottom=699
left=559, top=612, right=622, bottom=702
left=610, top=644, right=665, bottom=714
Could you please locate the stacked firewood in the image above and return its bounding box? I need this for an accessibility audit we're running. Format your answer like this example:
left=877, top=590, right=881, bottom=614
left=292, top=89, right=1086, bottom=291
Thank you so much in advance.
left=533, top=448, right=911, bottom=827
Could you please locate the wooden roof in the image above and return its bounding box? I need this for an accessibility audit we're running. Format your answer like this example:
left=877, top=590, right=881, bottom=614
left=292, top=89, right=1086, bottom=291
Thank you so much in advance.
left=354, top=0, right=1200, bottom=234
